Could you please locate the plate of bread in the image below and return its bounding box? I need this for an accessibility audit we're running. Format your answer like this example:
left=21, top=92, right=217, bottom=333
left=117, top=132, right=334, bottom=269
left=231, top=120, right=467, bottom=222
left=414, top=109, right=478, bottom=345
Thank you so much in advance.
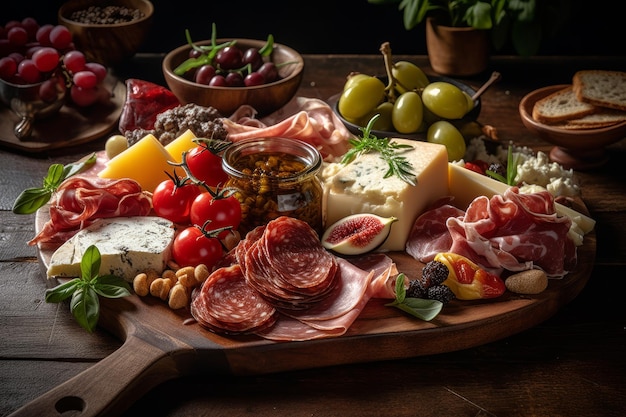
left=519, top=70, right=626, bottom=170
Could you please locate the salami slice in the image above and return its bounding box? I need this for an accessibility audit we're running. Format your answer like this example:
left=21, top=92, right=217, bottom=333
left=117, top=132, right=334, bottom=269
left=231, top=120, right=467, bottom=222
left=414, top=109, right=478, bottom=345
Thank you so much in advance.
left=190, top=264, right=277, bottom=334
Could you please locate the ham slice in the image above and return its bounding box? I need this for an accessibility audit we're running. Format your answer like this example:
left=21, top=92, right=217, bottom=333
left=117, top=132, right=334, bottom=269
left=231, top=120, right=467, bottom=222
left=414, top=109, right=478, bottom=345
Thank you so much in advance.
left=29, top=176, right=152, bottom=245
left=223, top=97, right=352, bottom=160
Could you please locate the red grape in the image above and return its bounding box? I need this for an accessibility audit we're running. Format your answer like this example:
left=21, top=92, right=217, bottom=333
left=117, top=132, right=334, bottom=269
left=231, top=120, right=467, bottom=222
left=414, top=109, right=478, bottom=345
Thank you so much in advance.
left=73, top=70, right=97, bottom=89
left=225, top=71, right=244, bottom=87
left=17, top=59, right=41, bottom=84
left=194, top=64, right=216, bottom=84
left=38, top=77, right=61, bottom=102
left=85, top=62, right=106, bottom=82
left=215, top=46, right=242, bottom=70
left=32, top=47, right=59, bottom=72
left=0, top=56, right=17, bottom=80
left=21, top=17, right=39, bottom=39
left=35, top=24, right=53, bottom=46
left=70, top=84, right=98, bottom=107
left=208, top=74, right=227, bottom=86
left=7, top=26, right=28, bottom=46
left=242, top=48, right=263, bottom=71
left=63, top=50, right=86, bottom=73
left=257, top=62, right=278, bottom=83
left=49, top=25, right=72, bottom=50
left=244, top=71, right=265, bottom=86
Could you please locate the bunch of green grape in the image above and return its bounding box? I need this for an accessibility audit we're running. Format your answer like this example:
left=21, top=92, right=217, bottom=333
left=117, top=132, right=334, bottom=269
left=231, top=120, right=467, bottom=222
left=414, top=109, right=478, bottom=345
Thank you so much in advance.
left=337, top=60, right=475, bottom=162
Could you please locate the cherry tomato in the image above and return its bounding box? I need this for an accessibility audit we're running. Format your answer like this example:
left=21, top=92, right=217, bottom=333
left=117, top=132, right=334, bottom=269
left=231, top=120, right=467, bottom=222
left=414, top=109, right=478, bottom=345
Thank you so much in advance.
left=185, top=145, right=229, bottom=187
left=190, top=192, right=242, bottom=238
left=152, top=178, right=202, bottom=224
left=171, top=226, right=223, bottom=268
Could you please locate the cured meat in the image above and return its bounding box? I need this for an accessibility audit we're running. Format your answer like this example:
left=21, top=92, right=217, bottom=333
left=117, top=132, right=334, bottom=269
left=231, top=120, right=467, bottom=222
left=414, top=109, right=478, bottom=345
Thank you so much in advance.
left=118, top=78, right=180, bottom=133
left=405, top=197, right=465, bottom=262
left=448, top=188, right=576, bottom=277
left=223, top=97, right=352, bottom=160
left=29, top=176, right=152, bottom=245
left=405, top=187, right=576, bottom=278
left=190, top=264, right=277, bottom=334
left=346, top=253, right=406, bottom=299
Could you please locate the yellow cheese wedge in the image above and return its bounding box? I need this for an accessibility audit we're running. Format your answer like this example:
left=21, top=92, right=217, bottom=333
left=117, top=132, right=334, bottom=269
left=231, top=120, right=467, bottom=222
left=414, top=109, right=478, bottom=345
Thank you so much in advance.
left=164, top=129, right=198, bottom=163
left=322, top=139, right=449, bottom=251
left=448, top=163, right=595, bottom=238
left=98, top=134, right=176, bottom=193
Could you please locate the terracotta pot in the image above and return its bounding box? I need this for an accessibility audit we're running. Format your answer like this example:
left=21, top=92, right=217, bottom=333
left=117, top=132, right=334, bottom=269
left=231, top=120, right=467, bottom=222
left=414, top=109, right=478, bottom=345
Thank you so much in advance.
left=426, top=17, right=490, bottom=77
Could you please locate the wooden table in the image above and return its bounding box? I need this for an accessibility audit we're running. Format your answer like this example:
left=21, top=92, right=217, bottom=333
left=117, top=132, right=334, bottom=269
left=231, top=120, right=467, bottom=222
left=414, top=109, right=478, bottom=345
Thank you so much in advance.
left=1, top=55, right=625, bottom=417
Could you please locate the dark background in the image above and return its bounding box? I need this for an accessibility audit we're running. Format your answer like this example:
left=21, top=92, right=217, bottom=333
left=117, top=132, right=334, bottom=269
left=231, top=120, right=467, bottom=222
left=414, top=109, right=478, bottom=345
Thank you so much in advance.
left=3, top=0, right=625, bottom=57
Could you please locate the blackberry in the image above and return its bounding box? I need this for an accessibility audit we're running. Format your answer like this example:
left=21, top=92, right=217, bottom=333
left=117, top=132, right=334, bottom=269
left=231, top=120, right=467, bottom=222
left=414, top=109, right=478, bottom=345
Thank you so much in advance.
left=427, top=285, right=456, bottom=304
left=420, top=260, right=449, bottom=288
left=406, top=279, right=427, bottom=298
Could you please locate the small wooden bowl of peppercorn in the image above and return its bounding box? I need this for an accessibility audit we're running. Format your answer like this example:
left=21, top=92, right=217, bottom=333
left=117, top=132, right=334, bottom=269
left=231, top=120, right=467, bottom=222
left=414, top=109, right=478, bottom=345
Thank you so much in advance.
left=58, top=0, right=154, bottom=67
left=162, top=38, right=304, bottom=117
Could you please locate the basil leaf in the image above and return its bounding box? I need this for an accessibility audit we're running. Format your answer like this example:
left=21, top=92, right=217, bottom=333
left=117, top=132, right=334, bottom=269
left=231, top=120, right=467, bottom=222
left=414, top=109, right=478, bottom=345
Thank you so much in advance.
left=43, top=164, right=66, bottom=189
left=81, top=245, right=101, bottom=281
left=386, top=272, right=443, bottom=321
left=93, top=275, right=132, bottom=298
left=70, top=286, right=100, bottom=333
left=12, top=188, right=53, bottom=214
left=45, top=279, right=81, bottom=303
left=62, top=152, right=97, bottom=178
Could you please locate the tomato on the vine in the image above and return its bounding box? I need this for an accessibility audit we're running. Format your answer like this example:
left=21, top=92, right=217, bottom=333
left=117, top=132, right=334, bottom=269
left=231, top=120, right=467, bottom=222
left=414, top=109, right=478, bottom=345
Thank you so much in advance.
left=171, top=226, right=223, bottom=268
left=190, top=191, right=242, bottom=238
left=186, top=142, right=229, bottom=187
left=152, top=175, right=202, bottom=224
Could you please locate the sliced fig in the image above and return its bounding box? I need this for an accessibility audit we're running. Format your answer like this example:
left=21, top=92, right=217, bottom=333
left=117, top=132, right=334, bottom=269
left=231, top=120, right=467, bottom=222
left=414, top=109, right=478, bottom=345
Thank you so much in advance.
left=321, top=214, right=397, bottom=255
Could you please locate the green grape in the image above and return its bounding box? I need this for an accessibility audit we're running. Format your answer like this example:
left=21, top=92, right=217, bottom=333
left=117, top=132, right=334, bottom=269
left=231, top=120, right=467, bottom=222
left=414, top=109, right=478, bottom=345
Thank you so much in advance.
left=462, top=91, right=475, bottom=113
left=361, top=101, right=394, bottom=131
left=343, top=73, right=370, bottom=91
left=392, top=91, right=423, bottom=134
left=391, top=61, right=430, bottom=94
left=422, top=81, right=468, bottom=120
left=427, top=120, right=466, bottom=162
left=338, top=76, right=385, bottom=121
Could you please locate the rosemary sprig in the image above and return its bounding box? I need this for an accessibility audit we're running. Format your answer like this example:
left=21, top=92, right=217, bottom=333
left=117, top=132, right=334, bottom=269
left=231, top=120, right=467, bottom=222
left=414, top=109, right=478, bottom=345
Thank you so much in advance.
left=341, top=115, right=417, bottom=185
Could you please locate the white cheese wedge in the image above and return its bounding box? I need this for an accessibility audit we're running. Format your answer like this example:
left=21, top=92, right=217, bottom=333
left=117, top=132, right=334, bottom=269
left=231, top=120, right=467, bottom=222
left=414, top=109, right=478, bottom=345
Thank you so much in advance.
left=47, top=216, right=175, bottom=281
left=448, top=163, right=595, bottom=245
left=321, top=139, right=449, bottom=251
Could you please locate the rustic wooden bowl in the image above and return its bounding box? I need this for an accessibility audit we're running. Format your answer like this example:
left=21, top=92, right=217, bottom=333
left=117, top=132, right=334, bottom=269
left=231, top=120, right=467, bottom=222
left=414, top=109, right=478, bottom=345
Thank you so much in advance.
left=58, top=0, right=154, bottom=67
left=162, top=38, right=304, bottom=117
left=519, top=84, right=626, bottom=170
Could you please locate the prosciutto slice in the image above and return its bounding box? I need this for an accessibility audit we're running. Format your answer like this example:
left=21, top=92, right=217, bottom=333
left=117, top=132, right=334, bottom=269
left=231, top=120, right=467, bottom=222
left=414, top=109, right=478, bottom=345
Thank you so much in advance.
left=223, top=97, right=352, bottom=160
left=29, top=176, right=152, bottom=245
left=405, top=187, right=576, bottom=278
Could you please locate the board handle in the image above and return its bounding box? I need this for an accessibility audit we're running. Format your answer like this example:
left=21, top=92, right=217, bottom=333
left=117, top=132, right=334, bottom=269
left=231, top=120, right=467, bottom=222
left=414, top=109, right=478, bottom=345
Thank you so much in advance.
left=8, top=335, right=181, bottom=417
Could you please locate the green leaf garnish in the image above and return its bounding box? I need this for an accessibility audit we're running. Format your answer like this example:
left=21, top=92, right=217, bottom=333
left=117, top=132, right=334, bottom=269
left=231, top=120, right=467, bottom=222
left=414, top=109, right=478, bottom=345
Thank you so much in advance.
left=12, top=153, right=97, bottom=214
left=45, top=245, right=131, bottom=333
left=486, top=145, right=520, bottom=186
left=385, top=273, right=443, bottom=321
left=341, top=114, right=417, bottom=186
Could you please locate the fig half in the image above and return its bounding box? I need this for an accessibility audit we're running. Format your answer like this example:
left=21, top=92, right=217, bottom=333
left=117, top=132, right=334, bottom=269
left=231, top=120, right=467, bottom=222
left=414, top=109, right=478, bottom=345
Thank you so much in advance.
left=321, top=213, right=397, bottom=255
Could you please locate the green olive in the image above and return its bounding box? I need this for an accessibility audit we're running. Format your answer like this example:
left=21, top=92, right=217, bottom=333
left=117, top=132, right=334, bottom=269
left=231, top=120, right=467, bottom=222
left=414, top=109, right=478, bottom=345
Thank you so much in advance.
left=105, top=135, right=129, bottom=159
left=391, top=61, right=430, bottom=94
left=392, top=91, right=423, bottom=134
left=422, top=81, right=468, bottom=120
left=338, top=76, right=386, bottom=121
left=427, top=120, right=466, bottom=162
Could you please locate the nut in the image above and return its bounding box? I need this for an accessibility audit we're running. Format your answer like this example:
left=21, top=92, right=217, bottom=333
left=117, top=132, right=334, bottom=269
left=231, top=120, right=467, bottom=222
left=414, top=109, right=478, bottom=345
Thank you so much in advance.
left=505, top=269, right=548, bottom=294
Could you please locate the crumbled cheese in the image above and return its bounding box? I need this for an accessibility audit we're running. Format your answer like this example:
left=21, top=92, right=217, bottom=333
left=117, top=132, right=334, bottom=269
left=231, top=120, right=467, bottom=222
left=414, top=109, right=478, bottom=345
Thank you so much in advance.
left=515, top=151, right=580, bottom=197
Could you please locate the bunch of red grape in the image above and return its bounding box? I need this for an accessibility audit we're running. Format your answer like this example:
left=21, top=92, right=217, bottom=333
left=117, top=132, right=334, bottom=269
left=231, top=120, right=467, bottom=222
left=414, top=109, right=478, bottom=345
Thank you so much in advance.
left=0, top=17, right=109, bottom=107
left=183, top=43, right=280, bottom=88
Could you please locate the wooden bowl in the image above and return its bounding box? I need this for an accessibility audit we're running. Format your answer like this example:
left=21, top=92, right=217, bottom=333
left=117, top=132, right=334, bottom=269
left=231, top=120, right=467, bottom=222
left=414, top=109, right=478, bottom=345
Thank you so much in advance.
left=519, top=84, right=626, bottom=170
left=58, top=0, right=154, bottom=67
left=162, top=38, right=304, bottom=117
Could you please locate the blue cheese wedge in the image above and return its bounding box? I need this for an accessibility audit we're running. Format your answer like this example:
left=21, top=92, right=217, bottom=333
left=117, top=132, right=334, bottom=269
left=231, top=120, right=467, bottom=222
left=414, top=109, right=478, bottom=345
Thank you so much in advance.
left=47, top=216, right=175, bottom=281
left=321, top=139, right=449, bottom=251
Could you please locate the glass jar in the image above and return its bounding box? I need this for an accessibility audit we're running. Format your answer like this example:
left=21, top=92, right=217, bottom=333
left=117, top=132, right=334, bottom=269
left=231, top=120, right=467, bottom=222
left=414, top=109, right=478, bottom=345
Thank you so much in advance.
left=222, top=137, right=324, bottom=236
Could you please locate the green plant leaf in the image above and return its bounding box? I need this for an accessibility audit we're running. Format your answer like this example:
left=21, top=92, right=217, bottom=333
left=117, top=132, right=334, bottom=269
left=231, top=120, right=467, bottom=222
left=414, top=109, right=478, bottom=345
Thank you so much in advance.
left=80, top=245, right=101, bottom=282
left=45, top=279, right=81, bottom=303
left=385, top=273, right=443, bottom=321
left=12, top=188, right=54, bottom=215
left=70, top=285, right=100, bottom=333
left=93, top=275, right=132, bottom=298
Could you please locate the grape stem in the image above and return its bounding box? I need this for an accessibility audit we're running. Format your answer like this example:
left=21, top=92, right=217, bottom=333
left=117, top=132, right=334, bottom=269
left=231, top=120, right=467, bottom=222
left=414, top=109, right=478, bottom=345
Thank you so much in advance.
left=379, top=42, right=401, bottom=103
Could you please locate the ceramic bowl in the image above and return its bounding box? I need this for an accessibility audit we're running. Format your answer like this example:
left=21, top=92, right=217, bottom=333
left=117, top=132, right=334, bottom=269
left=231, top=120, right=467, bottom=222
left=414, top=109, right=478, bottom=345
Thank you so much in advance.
left=332, top=75, right=481, bottom=141
left=0, top=71, right=68, bottom=139
left=58, top=0, right=154, bottom=67
left=519, top=84, right=626, bottom=169
left=162, top=38, right=304, bottom=117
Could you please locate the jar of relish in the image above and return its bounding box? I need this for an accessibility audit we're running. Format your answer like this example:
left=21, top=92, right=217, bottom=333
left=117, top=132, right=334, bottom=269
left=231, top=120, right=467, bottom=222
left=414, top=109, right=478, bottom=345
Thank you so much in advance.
left=222, top=137, right=324, bottom=235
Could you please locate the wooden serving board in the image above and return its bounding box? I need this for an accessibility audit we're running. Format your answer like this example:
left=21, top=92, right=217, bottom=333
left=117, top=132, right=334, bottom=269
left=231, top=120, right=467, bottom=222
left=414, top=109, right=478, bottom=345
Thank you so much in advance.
left=11, top=199, right=595, bottom=417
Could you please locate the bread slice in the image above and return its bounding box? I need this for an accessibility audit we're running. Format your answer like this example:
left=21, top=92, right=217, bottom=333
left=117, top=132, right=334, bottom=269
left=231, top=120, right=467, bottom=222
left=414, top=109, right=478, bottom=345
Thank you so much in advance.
left=573, top=70, right=626, bottom=111
left=532, top=85, right=597, bottom=124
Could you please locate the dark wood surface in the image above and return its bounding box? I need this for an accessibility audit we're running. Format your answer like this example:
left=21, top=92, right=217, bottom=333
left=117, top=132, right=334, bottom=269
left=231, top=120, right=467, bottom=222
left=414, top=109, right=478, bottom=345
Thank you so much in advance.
left=1, top=54, right=625, bottom=417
